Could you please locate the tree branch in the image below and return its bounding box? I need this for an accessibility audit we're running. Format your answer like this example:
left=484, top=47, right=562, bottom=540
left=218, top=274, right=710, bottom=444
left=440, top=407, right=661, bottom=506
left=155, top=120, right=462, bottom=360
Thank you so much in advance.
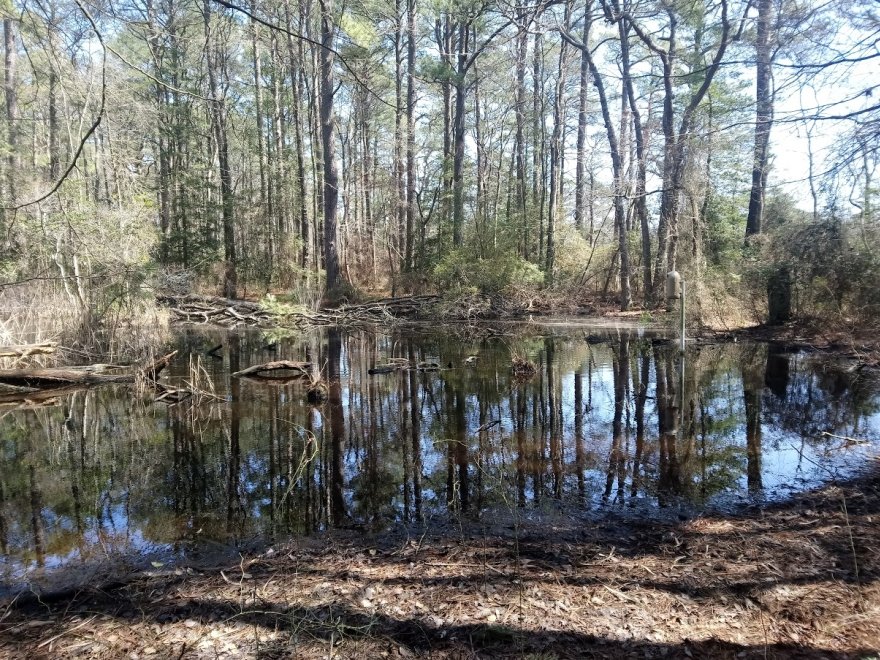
left=210, top=0, right=395, bottom=109
left=3, top=0, right=106, bottom=213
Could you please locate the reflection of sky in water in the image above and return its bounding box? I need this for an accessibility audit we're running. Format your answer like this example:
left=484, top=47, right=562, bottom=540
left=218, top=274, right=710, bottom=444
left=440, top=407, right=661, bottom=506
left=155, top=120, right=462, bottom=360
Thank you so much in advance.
left=1, top=328, right=878, bottom=591
left=759, top=429, right=874, bottom=493
left=1, top=503, right=168, bottom=586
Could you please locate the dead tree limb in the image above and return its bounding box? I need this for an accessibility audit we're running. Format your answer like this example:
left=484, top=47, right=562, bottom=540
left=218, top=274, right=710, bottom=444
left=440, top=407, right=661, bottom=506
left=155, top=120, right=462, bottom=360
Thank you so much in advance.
left=0, top=352, right=176, bottom=389
left=0, top=385, right=91, bottom=410
left=0, top=342, right=59, bottom=358
left=232, top=360, right=312, bottom=379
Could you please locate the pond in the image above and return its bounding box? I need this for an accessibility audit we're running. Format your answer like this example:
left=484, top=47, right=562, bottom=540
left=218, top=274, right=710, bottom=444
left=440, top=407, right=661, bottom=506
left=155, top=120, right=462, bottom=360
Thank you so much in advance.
left=1, top=323, right=879, bottom=593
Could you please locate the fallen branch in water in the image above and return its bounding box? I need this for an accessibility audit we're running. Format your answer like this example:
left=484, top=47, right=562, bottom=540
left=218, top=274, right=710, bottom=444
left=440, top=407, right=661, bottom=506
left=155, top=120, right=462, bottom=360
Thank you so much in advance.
left=232, top=360, right=312, bottom=379
left=368, top=364, right=406, bottom=375
left=0, top=352, right=173, bottom=388
left=821, top=431, right=870, bottom=446
left=0, top=353, right=178, bottom=406
left=0, top=342, right=58, bottom=359
left=155, top=382, right=224, bottom=405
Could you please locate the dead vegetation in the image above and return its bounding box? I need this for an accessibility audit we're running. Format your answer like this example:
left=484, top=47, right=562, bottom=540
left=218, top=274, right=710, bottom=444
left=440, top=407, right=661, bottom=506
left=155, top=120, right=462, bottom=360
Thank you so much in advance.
left=0, top=351, right=226, bottom=411
left=3, top=470, right=877, bottom=659
left=159, top=295, right=275, bottom=328
left=159, top=293, right=447, bottom=329
left=511, top=355, right=537, bottom=380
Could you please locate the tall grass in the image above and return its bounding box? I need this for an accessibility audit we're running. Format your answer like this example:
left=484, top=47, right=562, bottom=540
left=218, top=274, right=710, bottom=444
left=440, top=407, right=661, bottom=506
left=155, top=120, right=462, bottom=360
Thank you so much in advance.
left=0, top=279, right=169, bottom=365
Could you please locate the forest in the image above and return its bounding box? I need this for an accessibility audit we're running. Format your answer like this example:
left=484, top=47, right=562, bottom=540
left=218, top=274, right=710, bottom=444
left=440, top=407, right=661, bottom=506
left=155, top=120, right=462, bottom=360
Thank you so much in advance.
left=1, top=0, right=880, bottom=655
left=0, top=0, right=878, bottom=352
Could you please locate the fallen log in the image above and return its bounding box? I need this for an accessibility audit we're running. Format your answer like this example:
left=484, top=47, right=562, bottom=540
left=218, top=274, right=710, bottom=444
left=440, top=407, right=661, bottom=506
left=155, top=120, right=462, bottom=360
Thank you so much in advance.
left=0, top=352, right=176, bottom=388
left=367, top=364, right=400, bottom=375
left=0, top=352, right=224, bottom=409
left=232, top=360, right=312, bottom=379
left=0, top=342, right=58, bottom=358
left=0, top=368, right=134, bottom=387
left=0, top=385, right=90, bottom=410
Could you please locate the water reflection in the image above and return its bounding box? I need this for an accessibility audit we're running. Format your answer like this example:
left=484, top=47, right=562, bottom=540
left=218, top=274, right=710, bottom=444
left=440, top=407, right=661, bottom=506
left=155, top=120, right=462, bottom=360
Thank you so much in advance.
left=1, top=327, right=879, bottom=586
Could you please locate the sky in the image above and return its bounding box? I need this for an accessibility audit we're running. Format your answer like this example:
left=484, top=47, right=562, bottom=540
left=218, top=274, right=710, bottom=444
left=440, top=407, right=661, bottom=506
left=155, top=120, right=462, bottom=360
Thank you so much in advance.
left=768, top=23, right=878, bottom=214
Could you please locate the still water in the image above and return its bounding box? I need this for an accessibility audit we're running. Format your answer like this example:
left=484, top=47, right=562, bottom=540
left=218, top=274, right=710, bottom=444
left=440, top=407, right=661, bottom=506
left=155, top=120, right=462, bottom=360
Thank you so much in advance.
left=1, top=325, right=878, bottom=589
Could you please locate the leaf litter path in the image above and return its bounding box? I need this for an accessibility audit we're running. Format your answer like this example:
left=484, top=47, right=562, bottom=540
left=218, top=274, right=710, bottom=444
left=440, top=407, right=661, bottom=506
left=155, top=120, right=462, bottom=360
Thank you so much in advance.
left=2, top=471, right=879, bottom=659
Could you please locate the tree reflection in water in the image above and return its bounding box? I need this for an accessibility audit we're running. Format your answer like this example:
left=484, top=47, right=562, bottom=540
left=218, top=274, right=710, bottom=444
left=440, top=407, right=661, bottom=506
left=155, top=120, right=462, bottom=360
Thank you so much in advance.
left=1, top=327, right=878, bottom=588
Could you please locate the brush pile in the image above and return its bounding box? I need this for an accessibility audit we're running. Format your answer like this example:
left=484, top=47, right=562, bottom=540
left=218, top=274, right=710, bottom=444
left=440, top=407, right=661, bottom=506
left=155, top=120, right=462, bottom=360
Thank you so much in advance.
left=158, top=294, right=444, bottom=328
left=511, top=356, right=537, bottom=380
left=158, top=295, right=274, bottom=328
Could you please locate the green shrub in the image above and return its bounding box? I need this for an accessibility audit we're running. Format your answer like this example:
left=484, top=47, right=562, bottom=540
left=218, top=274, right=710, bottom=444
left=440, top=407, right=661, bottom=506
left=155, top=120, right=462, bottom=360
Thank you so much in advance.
left=433, top=248, right=544, bottom=294
left=741, top=197, right=880, bottom=325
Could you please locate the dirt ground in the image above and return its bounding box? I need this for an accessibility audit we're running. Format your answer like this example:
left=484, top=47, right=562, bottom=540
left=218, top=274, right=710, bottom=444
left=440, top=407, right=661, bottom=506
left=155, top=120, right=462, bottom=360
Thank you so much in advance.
left=1, top=468, right=879, bottom=660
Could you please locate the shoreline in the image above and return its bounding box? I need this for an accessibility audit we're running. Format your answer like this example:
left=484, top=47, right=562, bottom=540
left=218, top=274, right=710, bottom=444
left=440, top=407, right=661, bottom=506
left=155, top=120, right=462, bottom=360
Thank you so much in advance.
left=2, top=468, right=878, bottom=658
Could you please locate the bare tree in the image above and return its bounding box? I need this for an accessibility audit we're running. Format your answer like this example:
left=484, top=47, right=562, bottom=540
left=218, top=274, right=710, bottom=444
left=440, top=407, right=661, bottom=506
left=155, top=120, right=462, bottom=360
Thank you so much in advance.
left=560, top=2, right=632, bottom=310
left=319, top=0, right=342, bottom=294
left=612, top=0, right=737, bottom=300
left=745, top=0, right=772, bottom=237
left=3, top=14, right=18, bottom=211
left=203, top=0, right=237, bottom=298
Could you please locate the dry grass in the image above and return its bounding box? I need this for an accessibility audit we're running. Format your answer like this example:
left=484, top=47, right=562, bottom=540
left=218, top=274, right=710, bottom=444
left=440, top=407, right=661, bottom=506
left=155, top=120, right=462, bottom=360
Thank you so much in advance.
left=2, top=471, right=878, bottom=659
left=0, top=282, right=169, bottom=365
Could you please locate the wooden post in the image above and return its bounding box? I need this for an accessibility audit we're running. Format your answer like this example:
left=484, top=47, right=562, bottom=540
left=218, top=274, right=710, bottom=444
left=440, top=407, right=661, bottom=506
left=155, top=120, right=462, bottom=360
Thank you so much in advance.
left=680, top=279, right=686, bottom=354
left=666, top=270, right=685, bottom=353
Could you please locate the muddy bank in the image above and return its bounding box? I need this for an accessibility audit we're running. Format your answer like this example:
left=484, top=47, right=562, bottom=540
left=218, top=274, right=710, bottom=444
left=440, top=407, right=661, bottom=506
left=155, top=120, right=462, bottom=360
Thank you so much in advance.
left=2, top=468, right=878, bottom=659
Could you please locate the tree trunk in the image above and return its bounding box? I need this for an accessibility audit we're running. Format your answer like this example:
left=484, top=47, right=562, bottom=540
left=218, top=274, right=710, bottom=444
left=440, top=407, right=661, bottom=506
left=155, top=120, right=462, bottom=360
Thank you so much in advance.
left=4, top=17, right=18, bottom=209
left=573, top=13, right=588, bottom=234
left=652, top=50, right=676, bottom=299
left=562, top=10, right=631, bottom=309
left=319, top=0, right=342, bottom=294
left=746, top=0, right=772, bottom=237
left=393, top=0, right=406, bottom=273
left=767, top=267, right=791, bottom=324
left=513, top=11, right=528, bottom=258
left=405, top=0, right=417, bottom=272
left=614, top=2, right=652, bottom=299
left=271, top=36, right=288, bottom=241
left=546, top=5, right=570, bottom=282
left=532, top=28, right=545, bottom=264
left=435, top=17, right=452, bottom=259
left=250, top=8, right=268, bottom=220
left=283, top=0, right=311, bottom=272
left=451, top=22, right=467, bottom=248
left=48, top=29, right=59, bottom=180
left=204, top=0, right=237, bottom=298
left=474, top=61, right=485, bottom=256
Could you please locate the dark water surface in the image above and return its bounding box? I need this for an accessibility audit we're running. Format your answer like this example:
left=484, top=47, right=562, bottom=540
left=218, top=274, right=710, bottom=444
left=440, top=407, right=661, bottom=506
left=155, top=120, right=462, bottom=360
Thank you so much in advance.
left=1, top=324, right=879, bottom=590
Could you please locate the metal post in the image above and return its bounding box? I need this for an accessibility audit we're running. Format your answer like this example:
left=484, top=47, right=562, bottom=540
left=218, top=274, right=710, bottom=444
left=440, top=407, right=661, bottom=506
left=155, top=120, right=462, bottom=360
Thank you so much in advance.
left=680, top=279, right=686, bottom=353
